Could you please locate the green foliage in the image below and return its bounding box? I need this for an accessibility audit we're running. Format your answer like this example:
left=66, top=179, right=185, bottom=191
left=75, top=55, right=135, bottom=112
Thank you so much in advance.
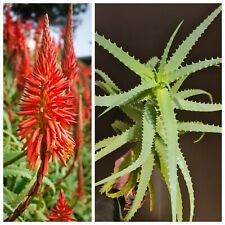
left=95, top=6, right=221, bottom=221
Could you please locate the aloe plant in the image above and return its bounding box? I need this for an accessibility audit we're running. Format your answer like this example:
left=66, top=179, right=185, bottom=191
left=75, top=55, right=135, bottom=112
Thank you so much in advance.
left=95, top=6, right=221, bottom=222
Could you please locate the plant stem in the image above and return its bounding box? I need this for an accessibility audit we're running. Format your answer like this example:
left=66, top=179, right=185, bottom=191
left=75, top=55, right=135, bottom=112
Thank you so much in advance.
left=43, top=152, right=77, bottom=194
left=4, top=139, right=47, bottom=222
left=3, top=202, right=24, bottom=222
left=4, top=162, right=44, bottom=221
left=4, top=152, right=25, bottom=167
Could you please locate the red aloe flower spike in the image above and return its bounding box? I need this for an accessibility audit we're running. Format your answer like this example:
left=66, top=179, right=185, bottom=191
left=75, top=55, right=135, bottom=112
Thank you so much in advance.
left=34, top=16, right=44, bottom=60
left=4, top=6, right=32, bottom=93
left=16, top=46, right=32, bottom=93
left=74, top=62, right=91, bottom=122
left=74, top=94, right=83, bottom=156
left=4, top=5, right=15, bottom=58
left=48, top=189, right=76, bottom=221
left=62, top=4, right=79, bottom=87
left=59, top=25, right=66, bottom=50
left=18, top=14, right=75, bottom=175
left=13, top=17, right=26, bottom=57
left=5, top=15, right=28, bottom=79
left=83, top=80, right=91, bottom=121
left=25, top=20, right=32, bottom=32
left=76, top=158, right=85, bottom=199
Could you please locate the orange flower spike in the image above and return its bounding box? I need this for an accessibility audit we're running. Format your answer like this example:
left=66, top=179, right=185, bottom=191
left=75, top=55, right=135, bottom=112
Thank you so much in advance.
left=16, top=45, right=32, bottom=93
left=58, top=25, right=66, bottom=50
left=34, top=17, right=44, bottom=42
left=25, top=20, right=32, bottom=30
left=65, top=86, right=83, bottom=154
left=62, top=4, right=79, bottom=86
left=4, top=6, right=32, bottom=92
left=83, top=80, right=91, bottom=121
left=76, top=159, right=85, bottom=199
left=18, top=14, right=75, bottom=175
left=14, top=17, right=26, bottom=54
left=78, top=96, right=83, bottom=151
left=34, top=16, right=44, bottom=60
left=48, top=189, right=76, bottom=222
left=4, top=5, right=15, bottom=56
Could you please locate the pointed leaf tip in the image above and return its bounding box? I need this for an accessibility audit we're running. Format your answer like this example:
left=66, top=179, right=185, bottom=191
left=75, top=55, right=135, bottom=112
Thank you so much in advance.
left=95, top=32, right=156, bottom=81
left=165, top=5, right=221, bottom=73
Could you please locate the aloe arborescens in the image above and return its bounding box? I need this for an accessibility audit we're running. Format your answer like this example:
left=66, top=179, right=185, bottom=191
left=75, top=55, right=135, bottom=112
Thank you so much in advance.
left=95, top=6, right=221, bottom=221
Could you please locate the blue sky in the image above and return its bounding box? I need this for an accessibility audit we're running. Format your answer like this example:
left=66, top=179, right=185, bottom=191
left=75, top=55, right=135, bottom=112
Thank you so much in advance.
left=50, top=4, right=91, bottom=58
left=25, top=4, right=91, bottom=58
left=74, top=4, right=91, bottom=58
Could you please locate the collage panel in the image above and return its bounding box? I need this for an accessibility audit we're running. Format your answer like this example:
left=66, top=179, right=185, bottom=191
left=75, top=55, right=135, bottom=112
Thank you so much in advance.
left=3, top=3, right=91, bottom=222
left=95, top=4, right=221, bottom=222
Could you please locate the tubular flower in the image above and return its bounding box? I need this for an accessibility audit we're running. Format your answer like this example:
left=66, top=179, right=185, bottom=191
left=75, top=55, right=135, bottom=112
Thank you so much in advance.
left=16, top=44, right=32, bottom=93
left=49, top=189, right=76, bottom=221
left=4, top=5, right=15, bottom=57
left=62, top=4, right=82, bottom=155
left=62, top=4, right=79, bottom=87
left=11, top=17, right=26, bottom=59
left=17, top=14, right=75, bottom=175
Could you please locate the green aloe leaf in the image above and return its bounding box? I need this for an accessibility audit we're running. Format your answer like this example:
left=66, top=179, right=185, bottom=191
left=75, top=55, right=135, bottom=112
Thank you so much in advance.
left=165, top=5, right=221, bottom=73
left=4, top=165, right=32, bottom=179
left=95, top=124, right=136, bottom=151
left=96, top=32, right=156, bottom=81
left=177, top=147, right=195, bottom=221
left=96, top=104, right=155, bottom=186
left=148, top=179, right=154, bottom=212
left=146, top=56, right=159, bottom=71
left=174, top=98, right=221, bottom=112
left=175, top=89, right=212, bottom=102
left=95, top=125, right=137, bottom=161
left=154, top=137, right=183, bottom=221
left=4, top=187, right=18, bottom=207
left=96, top=81, right=155, bottom=108
left=171, top=75, right=188, bottom=93
left=96, top=69, right=120, bottom=93
left=96, top=80, right=113, bottom=94
left=121, top=104, right=143, bottom=122
left=111, top=120, right=130, bottom=133
left=43, top=177, right=56, bottom=194
left=124, top=152, right=154, bottom=221
left=159, top=20, right=183, bottom=73
left=155, top=138, right=193, bottom=221
left=166, top=58, right=221, bottom=83
left=178, top=121, right=221, bottom=133
left=156, top=88, right=179, bottom=222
